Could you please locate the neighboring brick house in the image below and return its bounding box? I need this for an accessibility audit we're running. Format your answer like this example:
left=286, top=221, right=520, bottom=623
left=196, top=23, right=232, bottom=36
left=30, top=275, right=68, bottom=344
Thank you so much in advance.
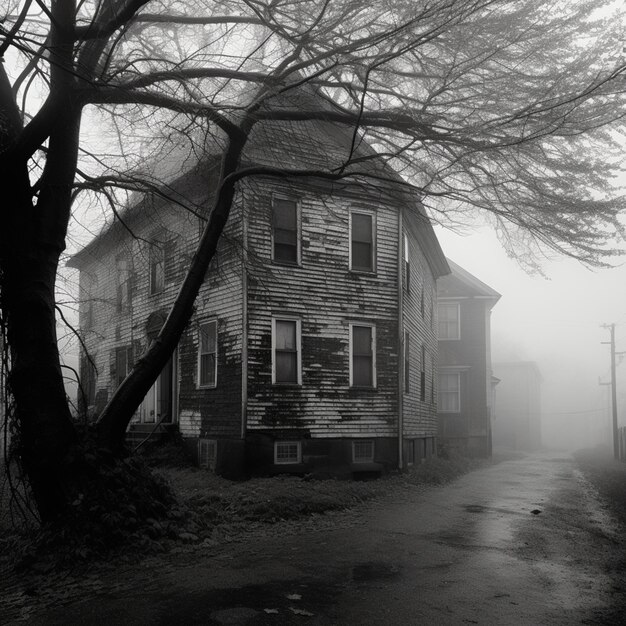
left=69, top=88, right=449, bottom=477
left=436, top=259, right=500, bottom=457
left=492, top=361, right=542, bottom=451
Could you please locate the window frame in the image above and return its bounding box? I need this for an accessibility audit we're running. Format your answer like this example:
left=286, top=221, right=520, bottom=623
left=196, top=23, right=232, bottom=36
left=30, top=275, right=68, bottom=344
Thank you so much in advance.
left=272, top=317, right=302, bottom=385
left=349, top=210, right=376, bottom=273
left=438, top=302, right=461, bottom=340
left=352, top=440, right=375, bottom=463
left=438, top=369, right=461, bottom=413
left=349, top=323, right=376, bottom=388
left=197, top=319, right=218, bottom=389
left=271, top=194, right=301, bottom=266
left=274, top=441, right=302, bottom=465
left=149, top=244, right=165, bottom=295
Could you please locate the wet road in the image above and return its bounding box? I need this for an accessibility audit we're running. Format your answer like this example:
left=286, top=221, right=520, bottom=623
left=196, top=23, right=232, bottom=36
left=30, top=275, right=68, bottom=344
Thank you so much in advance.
left=37, top=452, right=626, bottom=625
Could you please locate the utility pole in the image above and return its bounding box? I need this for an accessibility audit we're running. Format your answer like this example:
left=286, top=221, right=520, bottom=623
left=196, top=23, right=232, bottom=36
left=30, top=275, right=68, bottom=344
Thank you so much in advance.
left=601, top=324, right=620, bottom=459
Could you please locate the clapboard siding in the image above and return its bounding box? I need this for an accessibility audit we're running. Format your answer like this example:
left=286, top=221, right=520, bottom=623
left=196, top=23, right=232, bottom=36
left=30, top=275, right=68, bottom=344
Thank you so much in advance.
left=244, top=178, right=400, bottom=438
left=401, top=210, right=440, bottom=437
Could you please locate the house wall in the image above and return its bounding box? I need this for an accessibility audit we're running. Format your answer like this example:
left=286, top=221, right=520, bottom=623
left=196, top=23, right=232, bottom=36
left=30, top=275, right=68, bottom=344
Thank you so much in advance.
left=437, top=297, right=493, bottom=457
left=241, top=178, right=440, bottom=473
left=401, top=210, right=440, bottom=443
left=77, top=168, right=244, bottom=451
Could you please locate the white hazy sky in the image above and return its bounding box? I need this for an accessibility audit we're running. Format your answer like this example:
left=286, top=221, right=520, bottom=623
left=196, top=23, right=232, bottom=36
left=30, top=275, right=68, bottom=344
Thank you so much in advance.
left=435, top=224, right=626, bottom=451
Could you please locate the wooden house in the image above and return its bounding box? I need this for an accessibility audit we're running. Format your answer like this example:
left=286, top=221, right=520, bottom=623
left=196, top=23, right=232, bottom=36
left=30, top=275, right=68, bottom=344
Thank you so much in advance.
left=436, top=259, right=500, bottom=457
left=69, top=88, right=449, bottom=477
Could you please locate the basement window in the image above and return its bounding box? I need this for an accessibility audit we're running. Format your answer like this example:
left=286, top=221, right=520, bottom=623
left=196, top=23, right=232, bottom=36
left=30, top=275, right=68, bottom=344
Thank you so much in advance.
left=198, top=439, right=217, bottom=470
left=352, top=440, right=375, bottom=464
left=274, top=441, right=302, bottom=465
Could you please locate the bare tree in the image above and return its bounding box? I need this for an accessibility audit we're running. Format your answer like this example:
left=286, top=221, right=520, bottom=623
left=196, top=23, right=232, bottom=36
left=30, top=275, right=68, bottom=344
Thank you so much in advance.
left=1, top=0, right=625, bottom=523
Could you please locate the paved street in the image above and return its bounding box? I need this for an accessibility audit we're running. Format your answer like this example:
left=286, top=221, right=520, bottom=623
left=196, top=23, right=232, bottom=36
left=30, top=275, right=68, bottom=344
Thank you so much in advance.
left=29, top=452, right=626, bottom=624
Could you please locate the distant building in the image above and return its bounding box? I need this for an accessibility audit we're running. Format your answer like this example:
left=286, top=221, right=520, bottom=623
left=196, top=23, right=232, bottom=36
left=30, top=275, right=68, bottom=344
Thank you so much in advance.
left=436, top=260, right=500, bottom=457
left=492, top=361, right=542, bottom=451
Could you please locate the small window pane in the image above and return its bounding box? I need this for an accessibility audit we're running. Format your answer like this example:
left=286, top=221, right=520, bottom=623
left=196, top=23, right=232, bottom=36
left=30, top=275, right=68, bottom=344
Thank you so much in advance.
left=352, top=214, right=372, bottom=243
left=273, top=199, right=297, bottom=230
left=353, top=355, right=373, bottom=387
left=276, top=352, right=298, bottom=383
left=275, top=321, right=296, bottom=350
left=353, top=326, right=372, bottom=356
left=200, top=354, right=216, bottom=386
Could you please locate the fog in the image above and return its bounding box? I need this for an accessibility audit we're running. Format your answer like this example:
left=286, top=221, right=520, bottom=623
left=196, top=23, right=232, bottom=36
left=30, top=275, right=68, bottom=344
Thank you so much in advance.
left=436, top=225, right=626, bottom=452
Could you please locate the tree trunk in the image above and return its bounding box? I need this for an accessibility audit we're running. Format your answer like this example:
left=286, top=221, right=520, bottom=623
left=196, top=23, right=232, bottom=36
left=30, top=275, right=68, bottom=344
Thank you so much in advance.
left=5, top=257, right=78, bottom=522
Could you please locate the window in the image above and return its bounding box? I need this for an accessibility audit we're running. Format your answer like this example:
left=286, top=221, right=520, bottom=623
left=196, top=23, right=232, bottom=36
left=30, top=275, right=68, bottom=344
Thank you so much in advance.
left=149, top=245, right=165, bottom=294
left=198, top=320, right=217, bottom=387
left=272, top=197, right=299, bottom=264
left=116, top=255, right=132, bottom=313
left=350, top=324, right=376, bottom=387
left=407, top=440, right=415, bottom=467
left=352, top=440, right=374, bottom=463
left=272, top=318, right=301, bottom=384
left=404, top=331, right=410, bottom=393
left=438, top=302, right=460, bottom=339
left=419, top=344, right=426, bottom=401
left=274, top=441, right=302, bottom=464
left=350, top=211, right=375, bottom=272
left=438, top=371, right=461, bottom=412
left=115, top=346, right=131, bottom=388
left=403, top=233, right=410, bottom=290
left=198, top=439, right=217, bottom=470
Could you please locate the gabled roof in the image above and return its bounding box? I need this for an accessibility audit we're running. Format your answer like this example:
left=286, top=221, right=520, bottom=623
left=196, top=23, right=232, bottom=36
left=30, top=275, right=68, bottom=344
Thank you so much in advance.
left=437, top=258, right=500, bottom=303
left=69, top=82, right=448, bottom=277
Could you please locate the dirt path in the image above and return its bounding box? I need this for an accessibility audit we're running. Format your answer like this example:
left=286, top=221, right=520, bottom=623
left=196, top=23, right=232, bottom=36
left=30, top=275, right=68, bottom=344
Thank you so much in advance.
left=8, top=451, right=626, bottom=624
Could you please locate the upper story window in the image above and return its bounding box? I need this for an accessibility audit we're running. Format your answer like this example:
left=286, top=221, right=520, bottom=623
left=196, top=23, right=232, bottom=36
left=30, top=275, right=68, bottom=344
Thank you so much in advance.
left=350, top=211, right=375, bottom=272
left=403, top=233, right=410, bottom=290
left=149, top=245, right=165, bottom=295
left=272, top=197, right=299, bottom=265
left=438, top=302, right=460, bottom=340
left=272, top=318, right=302, bottom=384
left=350, top=324, right=376, bottom=388
left=116, top=255, right=132, bottom=313
left=438, top=370, right=460, bottom=413
left=198, top=320, right=218, bottom=388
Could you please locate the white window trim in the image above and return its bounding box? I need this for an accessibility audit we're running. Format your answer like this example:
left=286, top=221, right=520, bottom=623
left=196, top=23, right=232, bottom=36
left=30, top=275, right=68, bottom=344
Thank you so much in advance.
left=349, top=209, right=376, bottom=273
left=271, top=194, right=301, bottom=266
left=438, top=368, right=462, bottom=413
left=349, top=323, right=377, bottom=388
left=438, top=302, right=461, bottom=340
left=271, top=317, right=302, bottom=385
left=352, top=440, right=375, bottom=463
left=274, top=441, right=302, bottom=464
left=197, top=319, right=218, bottom=389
